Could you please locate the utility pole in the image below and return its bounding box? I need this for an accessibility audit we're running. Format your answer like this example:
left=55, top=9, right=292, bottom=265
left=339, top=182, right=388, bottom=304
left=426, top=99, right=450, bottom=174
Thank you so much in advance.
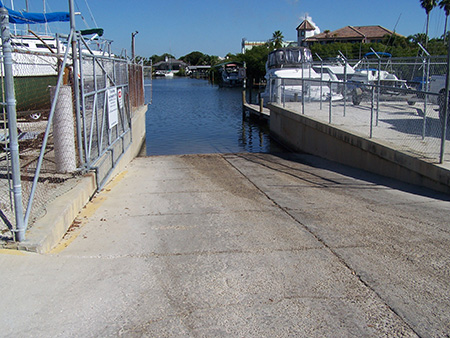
left=131, top=31, right=138, bottom=62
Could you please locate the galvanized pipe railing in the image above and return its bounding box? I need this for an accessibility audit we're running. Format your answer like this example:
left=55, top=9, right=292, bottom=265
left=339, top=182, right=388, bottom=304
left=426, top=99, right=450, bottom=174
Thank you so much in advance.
left=0, top=7, right=25, bottom=241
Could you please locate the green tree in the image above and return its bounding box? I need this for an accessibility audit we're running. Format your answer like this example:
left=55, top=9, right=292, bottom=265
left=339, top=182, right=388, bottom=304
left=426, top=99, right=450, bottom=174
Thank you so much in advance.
left=420, top=0, right=438, bottom=48
left=439, top=0, right=450, bottom=43
left=150, top=53, right=175, bottom=64
left=239, top=45, right=270, bottom=81
left=180, top=51, right=208, bottom=65
left=269, top=30, right=284, bottom=50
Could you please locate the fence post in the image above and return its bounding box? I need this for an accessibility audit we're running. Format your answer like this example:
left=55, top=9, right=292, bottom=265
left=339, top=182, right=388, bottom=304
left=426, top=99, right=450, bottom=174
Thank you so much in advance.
left=328, top=80, right=332, bottom=124
left=315, top=54, right=323, bottom=110
left=69, top=0, right=83, bottom=166
left=0, top=7, right=25, bottom=241
left=418, top=44, right=431, bottom=140
left=440, top=42, right=450, bottom=163
left=370, top=85, right=375, bottom=138
left=338, top=51, right=347, bottom=117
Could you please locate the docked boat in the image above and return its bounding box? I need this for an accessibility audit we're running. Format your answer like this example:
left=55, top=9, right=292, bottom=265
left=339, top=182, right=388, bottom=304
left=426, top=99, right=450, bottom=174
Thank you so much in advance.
left=154, top=70, right=176, bottom=78
left=261, top=47, right=343, bottom=104
left=8, top=34, right=63, bottom=119
left=217, top=62, right=245, bottom=87
left=0, top=1, right=71, bottom=120
left=312, top=56, right=355, bottom=81
left=348, top=52, right=411, bottom=105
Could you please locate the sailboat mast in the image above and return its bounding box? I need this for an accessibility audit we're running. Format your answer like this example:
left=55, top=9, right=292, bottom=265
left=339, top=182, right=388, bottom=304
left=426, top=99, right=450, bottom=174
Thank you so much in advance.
left=9, top=0, right=16, bottom=34
left=43, top=0, right=48, bottom=34
left=25, top=0, right=29, bottom=32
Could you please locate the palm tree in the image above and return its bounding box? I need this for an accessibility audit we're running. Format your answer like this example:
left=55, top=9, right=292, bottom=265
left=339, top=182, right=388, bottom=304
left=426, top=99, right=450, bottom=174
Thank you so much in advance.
left=420, top=0, right=437, bottom=48
left=439, top=0, right=450, bottom=43
left=270, top=30, right=284, bottom=50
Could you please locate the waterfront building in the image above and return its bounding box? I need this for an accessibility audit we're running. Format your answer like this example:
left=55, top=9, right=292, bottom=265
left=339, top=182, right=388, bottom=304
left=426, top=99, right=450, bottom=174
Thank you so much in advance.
left=304, top=25, right=399, bottom=46
left=241, top=38, right=294, bottom=54
left=152, top=58, right=188, bottom=72
left=296, top=18, right=321, bottom=46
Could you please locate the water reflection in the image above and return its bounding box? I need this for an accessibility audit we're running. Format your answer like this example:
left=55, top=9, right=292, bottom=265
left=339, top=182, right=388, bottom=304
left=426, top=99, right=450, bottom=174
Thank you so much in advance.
left=144, top=77, right=282, bottom=156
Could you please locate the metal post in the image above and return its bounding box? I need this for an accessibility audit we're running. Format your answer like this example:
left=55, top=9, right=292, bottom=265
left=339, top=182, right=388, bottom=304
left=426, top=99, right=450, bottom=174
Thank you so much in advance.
left=370, top=48, right=380, bottom=125
left=131, top=31, right=138, bottom=62
left=301, top=62, right=305, bottom=114
left=439, top=39, right=450, bottom=163
left=315, top=54, right=323, bottom=110
left=0, top=8, right=25, bottom=241
left=69, top=0, right=83, bottom=165
left=301, top=77, right=305, bottom=114
left=338, top=51, right=348, bottom=117
left=423, top=55, right=431, bottom=139
left=418, top=43, right=430, bottom=140
left=243, top=61, right=246, bottom=90
left=370, top=85, right=375, bottom=138
left=328, top=80, right=332, bottom=124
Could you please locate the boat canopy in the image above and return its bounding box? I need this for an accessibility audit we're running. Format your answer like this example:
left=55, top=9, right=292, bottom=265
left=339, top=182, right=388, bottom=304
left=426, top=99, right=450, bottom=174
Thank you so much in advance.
left=0, top=1, right=70, bottom=24
left=267, top=47, right=313, bottom=69
left=80, top=28, right=104, bottom=37
left=363, top=52, right=392, bottom=58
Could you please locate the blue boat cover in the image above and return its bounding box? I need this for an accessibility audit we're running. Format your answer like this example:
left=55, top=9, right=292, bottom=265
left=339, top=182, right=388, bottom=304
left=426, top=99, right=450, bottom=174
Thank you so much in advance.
left=0, top=1, right=69, bottom=24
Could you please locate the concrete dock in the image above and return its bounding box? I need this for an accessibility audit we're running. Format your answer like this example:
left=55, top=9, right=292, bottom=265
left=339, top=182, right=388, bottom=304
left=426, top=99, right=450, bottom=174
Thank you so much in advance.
left=1, top=152, right=449, bottom=336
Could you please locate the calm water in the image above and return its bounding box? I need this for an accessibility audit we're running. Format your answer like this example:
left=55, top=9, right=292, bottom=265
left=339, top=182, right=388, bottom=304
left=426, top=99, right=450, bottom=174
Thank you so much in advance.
left=144, top=77, right=281, bottom=156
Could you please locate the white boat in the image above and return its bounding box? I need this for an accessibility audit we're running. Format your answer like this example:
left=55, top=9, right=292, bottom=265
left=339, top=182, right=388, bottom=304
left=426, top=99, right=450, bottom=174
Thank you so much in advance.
left=348, top=52, right=411, bottom=105
left=154, top=70, right=176, bottom=77
left=2, top=4, right=109, bottom=119
left=312, top=56, right=355, bottom=81
left=261, top=47, right=343, bottom=104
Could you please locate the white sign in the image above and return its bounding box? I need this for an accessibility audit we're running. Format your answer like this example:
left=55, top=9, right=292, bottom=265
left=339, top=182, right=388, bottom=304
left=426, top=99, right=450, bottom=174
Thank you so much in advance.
left=107, top=87, right=118, bottom=129
left=118, top=88, right=124, bottom=110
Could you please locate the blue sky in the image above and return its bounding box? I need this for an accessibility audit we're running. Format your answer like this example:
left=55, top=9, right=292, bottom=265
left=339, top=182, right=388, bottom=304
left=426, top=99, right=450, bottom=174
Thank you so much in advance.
left=8, top=0, right=450, bottom=58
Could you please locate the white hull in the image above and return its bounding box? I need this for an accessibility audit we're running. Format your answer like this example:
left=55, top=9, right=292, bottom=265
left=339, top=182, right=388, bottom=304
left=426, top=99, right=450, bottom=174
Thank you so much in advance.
left=262, top=67, right=343, bottom=103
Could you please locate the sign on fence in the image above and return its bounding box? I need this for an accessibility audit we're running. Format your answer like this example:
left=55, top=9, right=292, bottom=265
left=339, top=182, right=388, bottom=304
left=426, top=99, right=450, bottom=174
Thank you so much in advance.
left=118, top=88, right=124, bottom=110
left=107, top=87, right=118, bottom=129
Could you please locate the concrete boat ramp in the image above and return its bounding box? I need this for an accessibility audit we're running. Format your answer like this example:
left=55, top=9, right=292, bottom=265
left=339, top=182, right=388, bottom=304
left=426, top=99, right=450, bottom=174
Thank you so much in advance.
left=1, top=152, right=450, bottom=336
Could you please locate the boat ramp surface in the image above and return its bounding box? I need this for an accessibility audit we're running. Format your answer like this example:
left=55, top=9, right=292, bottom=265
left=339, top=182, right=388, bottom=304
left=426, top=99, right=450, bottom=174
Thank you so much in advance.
left=1, top=153, right=449, bottom=336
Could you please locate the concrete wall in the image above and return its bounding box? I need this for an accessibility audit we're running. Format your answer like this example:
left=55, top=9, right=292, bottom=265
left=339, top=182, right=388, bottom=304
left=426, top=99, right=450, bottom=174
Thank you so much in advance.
left=268, top=103, right=450, bottom=194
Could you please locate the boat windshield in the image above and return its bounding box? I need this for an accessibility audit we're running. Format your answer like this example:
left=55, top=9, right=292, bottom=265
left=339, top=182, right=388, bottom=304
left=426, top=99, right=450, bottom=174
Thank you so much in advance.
left=267, top=47, right=312, bottom=69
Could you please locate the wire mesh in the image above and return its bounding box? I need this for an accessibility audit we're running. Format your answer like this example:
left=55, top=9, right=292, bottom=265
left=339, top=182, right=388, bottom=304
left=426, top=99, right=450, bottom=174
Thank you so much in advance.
left=80, top=53, right=131, bottom=167
left=267, top=55, right=450, bottom=164
left=1, top=42, right=145, bottom=241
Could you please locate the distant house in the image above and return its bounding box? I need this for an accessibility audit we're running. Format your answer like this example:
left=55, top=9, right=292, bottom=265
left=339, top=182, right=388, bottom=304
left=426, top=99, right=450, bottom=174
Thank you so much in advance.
left=153, top=58, right=187, bottom=71
left=303, top=25, right=399, bottom=46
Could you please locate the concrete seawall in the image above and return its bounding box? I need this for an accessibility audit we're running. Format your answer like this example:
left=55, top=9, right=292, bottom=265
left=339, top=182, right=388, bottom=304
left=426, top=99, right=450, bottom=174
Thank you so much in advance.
left=268, top=103, right=450, bottom=194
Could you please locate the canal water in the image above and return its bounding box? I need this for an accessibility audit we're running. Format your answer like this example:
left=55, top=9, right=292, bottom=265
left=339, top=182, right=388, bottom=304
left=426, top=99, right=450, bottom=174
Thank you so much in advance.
left=144, top=77, right=280, bottom=156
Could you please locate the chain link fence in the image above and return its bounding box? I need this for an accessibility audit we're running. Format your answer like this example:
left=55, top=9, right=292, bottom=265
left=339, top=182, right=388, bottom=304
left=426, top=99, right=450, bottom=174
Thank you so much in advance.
left=265, top=54, right=450, bottom=164
left=0, top=15, right=145, bottom=242
left=1, top=46, right=81, bottom=241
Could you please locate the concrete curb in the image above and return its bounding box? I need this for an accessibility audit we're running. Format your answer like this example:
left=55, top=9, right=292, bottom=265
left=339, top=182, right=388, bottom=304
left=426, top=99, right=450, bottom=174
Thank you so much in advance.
left=18, top=173, right=97, bottom=253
